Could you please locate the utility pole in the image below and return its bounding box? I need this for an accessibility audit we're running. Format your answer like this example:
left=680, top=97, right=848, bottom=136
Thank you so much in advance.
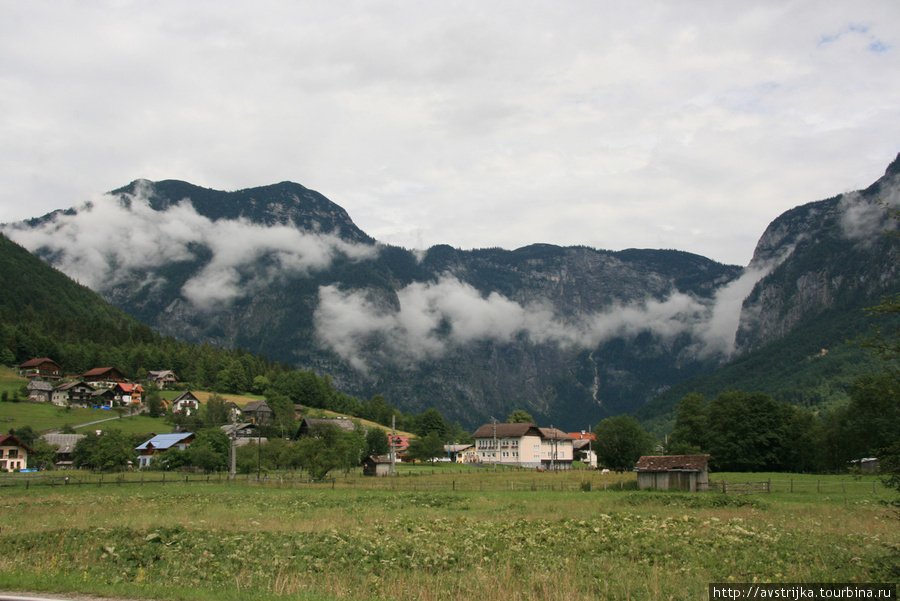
left=229, top=411, right=237, bottom=479
left=390, top=415, right=396, bottom=476
left=492, top=417, right=498, bottom=472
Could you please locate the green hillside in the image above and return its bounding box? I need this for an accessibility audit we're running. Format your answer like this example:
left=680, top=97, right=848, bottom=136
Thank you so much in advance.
left=636, top=299, right=899, bottom=435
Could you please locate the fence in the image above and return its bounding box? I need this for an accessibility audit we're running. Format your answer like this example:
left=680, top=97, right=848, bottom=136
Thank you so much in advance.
left=0, top=472, right=885, bottom=495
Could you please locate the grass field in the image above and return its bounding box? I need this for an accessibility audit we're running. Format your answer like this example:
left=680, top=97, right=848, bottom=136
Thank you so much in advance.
left=0, top=471, right=896, bottom=601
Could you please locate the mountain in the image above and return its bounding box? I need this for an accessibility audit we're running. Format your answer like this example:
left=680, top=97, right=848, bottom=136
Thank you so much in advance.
left=4, top=155, right=899, bottom=430
left=636, top=155, right=900, bottom=431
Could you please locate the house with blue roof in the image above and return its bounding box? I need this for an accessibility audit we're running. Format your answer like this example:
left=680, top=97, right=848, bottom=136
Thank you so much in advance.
left=135, top=432, right=195, bottom=468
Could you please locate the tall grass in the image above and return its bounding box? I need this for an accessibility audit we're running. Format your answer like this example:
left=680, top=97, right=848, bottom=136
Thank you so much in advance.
left=0, top=473, right=896, bottom=601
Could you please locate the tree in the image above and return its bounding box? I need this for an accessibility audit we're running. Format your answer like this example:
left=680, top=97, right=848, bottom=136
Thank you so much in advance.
left=365, top=426, right=390, bottom=457
left=28, top=438, right=58, bottom=469
left=295, top=422, right=366, bottom=480
left=406, top=431, right=446, bottom=462
left=204, top=393, right=231, bottom=428
left=72, top=430, right=139, bottom=471
left=705, top=390, right=793, bottom=472
left=187, top=428, right=230, bottom=472
left=506, top=410, right=535, bottom=424
left=145, top=385, right=163, bottom=418
left=413, top=408, right=447, bottom=438
left=667, top=393, right=707, bottom=454
left=593, top=415, right=653, bottom=471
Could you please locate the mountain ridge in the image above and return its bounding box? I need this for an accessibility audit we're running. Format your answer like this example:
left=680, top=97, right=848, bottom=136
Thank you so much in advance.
left=4, top=154, right=898, bottom=429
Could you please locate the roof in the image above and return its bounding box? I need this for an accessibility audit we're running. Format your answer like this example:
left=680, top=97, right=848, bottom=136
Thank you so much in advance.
left=27, top=381, right=55, bottom=391
left=115, top=383, right=143, bottom=393
left=0, top=434, right=34, bottom=453
left=472, top=423, right=544, bottom=439
left=82, top=367, right=125, bottom=379
left=634, top=455, right=710, bottom=472
left=243, top=400, right=272, bottom=412
left=221, top=423, right=258, bottom=435
left=19, top=358, right=60, bottom=368
left=569, top=432, right=596, bottom=441
left=54, top=381, right=94, bottom=391
left=147, top=370, right=178, bottom=379
left=364, top=455, right=392, bottom=464
left=444, top=444, right=474, bottom=452
left=135, top=433, right=195, bottom=451
left=40, top=433, right=86, bottom=454
left=172, top=391, right=200, bottom=404
left=539, top=427, right=574, bottom=441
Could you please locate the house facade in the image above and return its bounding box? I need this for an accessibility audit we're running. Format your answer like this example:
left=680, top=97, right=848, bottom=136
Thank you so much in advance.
left=171, top=391, right=201, bottom=415
left=26, top=380, right=54, bottom=403
left=0, top=434, right=32, bottom=472
left=52, top=381, right=95, bottom=407
left=146, top=370, right=179, bottom=387
left=472, top=423, right=575, bottom=469
left=82, top=367, right=127, bottom=388
left=243, top=400, right=274, bottom=425
left=634, top=455, right=710, bottom=492
left=362, top=455, right=393, bottom=477
left=135, top=433, right=196, bottom=468
left=40, top=433, right=85, bottom=468
left=113, top=382, right=143, bottom=405
left=18, top=358, right=63, bottom=381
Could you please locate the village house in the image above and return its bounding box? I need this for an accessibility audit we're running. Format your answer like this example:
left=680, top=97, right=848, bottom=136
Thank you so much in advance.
left=388, top=434, right=410, bottom=461
left=146, top=370, right=179, bottom=388
left=82, top=367, right=127, bottom=388
left=135, top=432, right=196, bottom=468
left=242, top=400, right=273, bottom=425
left=39, top=433, right=85, bottom=469
left=113, top=382, right=143, bottom=406
left=472, top=423, right=576, bottom=469
left=225, top=401, right=243, bottom=420
left=52, top=381, right=95, bottom=407
left=363, top=455, right=393, bottom=477
left=18, top=358, right=63, bottom=381
left=0, top=434, right=33, bottom=472
left=444, top=443, right=475, bottom=463
left=221, top=422, right=259, bottom=439
left=569, top=431, right=598, bottom=468
left=634, top=455, right=710, bottom=492
left=91, top=388, right=117, bottom=409
left=26, top=380, right=54, bottom=403
left=171, top=391, right=201, bottom=415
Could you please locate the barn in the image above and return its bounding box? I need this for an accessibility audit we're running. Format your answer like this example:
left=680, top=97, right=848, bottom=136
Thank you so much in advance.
left=634, top=455, right=710, bottom=492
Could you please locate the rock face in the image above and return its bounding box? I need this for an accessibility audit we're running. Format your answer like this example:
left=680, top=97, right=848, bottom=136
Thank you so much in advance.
left=5, top=155, right=899, bottom=429
left=736, top=157, right=900, bottom=355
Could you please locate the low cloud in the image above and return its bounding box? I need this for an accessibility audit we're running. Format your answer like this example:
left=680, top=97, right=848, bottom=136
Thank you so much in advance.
left=2, top=182, right=377, bottom=310
left=839, top=187, right=898, bottom=245
left=313, top=274, right=772, bottom=373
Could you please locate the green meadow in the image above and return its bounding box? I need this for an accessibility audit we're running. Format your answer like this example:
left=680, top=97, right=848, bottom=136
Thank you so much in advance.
left=0, top=471, right=896, bottom=601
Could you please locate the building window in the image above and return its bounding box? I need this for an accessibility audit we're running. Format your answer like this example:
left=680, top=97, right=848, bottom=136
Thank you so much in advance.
left=8, top=449, right=17, bottom=459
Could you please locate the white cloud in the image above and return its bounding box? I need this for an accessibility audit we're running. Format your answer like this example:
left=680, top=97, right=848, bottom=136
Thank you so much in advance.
left=2, top=183, right=377, bottom=310
left=313, top=274, right=766, bottom=373
left=1, top=2, right=899, bottom=266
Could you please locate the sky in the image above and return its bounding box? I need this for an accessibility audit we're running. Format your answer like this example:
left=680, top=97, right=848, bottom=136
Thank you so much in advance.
left=1, top=2, right=899, bottom=267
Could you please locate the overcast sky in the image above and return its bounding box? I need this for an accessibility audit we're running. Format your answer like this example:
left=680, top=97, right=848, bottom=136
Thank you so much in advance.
left=1, top=1, right=899, bottom=266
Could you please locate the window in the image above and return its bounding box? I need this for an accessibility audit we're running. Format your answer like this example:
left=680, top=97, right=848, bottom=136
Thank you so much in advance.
left=8, top=449, right=17, bottom=459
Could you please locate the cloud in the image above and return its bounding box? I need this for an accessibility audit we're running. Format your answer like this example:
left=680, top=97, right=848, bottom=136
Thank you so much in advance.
left=314, top=274, right=765, bottom=373
left=2, top=3, right=900, bottom=267
left=2, top=182, right=377, bottom=310
left=839, top=185, right=899, bottom=245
